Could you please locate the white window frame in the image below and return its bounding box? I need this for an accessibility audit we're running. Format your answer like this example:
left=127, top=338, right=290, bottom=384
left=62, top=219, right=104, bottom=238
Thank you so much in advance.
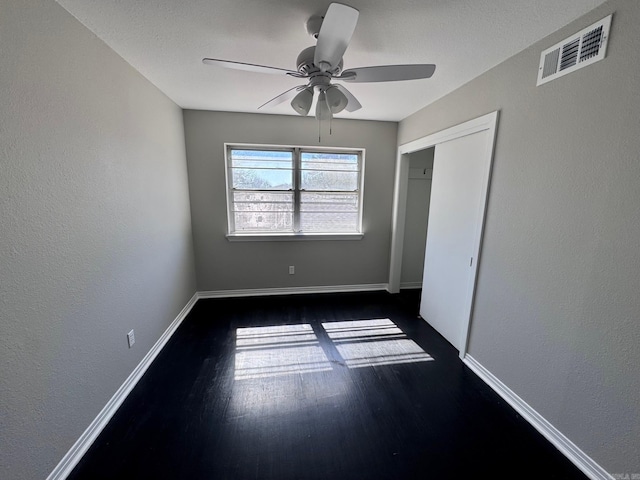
left=224, top=143, right=365, bottom=241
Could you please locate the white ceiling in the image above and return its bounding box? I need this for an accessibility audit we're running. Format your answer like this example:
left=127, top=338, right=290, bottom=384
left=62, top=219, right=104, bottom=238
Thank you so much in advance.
left=56, top=0, right=606, bottom=122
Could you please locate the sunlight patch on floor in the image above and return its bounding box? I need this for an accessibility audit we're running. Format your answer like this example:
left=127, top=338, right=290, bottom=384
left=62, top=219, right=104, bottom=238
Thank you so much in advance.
left=234, top=319, right=433, bottom=380
left=322, top=319, right=433, bottom=368
left=234, top=324, right=332, bottom=380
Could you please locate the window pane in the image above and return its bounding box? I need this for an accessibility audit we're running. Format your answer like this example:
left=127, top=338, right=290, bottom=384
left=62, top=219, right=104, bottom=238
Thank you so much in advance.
left=231, top=150, right=293, bottom=190
left=231, top=149, right=293, bottom=167
left=301, top=170, right=358, bottom=191
left=232, top=191, right=293, bottom=232
left=300, top=192, right=359, bottom=232
left=227, top=147, right=363, bottom=235
left=231, top=150, right=292, bottom=168
left=300, top=152, right=359, bottom=191
left=232, top=168, right=292, bottom=190
left=301, top=152, right=359, bottom=171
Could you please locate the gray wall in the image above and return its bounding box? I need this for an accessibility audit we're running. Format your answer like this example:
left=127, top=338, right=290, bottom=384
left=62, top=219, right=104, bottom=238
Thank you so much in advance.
left=184, top=110, right=397, bottom=291
left=399, top=0, right=639, bottom=473
left=0, top=1, right=197, bottom=478
left=400, top=149, right=434, bottom=286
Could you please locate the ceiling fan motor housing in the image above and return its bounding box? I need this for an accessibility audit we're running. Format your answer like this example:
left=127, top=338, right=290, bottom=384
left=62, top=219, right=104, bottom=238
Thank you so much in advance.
left=296, top=46, right=342, bottom=76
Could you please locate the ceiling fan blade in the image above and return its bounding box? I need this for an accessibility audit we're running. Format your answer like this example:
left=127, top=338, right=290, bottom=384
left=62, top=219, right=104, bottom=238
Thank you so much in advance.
left=202, top=58, right=303, bottom=77
left=314, top=3, right=359, bottom=72
left=339, top=64, right=436, bottom=83
left=333, top=84, right=361, bottom=112
left=258, top=85, right=307, bottom=109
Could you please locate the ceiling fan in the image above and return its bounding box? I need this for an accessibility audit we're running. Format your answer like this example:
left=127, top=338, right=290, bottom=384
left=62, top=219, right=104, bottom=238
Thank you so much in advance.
left=202, top=3, right=435, bottom=122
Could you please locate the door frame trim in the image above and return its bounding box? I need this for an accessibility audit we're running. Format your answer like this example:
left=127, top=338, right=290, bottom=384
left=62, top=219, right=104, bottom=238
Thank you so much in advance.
left=388, top=111, right=499, bottom=358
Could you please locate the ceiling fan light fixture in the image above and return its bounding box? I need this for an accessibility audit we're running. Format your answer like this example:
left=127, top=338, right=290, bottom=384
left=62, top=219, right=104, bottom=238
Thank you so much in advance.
left=325, top=85, right=348, bottom=113
left=315, top=91, right=332, bottom=121
left=305, top=15, right=323, bottom=39
left=291, top=87, right=313, bottom=116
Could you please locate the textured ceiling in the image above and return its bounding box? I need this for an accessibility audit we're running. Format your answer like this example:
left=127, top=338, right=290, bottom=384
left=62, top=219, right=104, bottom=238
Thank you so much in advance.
left=56, top=0, right=607, bottom=121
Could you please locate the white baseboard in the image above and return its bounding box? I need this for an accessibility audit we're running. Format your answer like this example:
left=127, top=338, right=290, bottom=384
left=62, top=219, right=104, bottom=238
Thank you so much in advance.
left=462, top=355, right=613, bottom=480
left=197, top=283, right=389, bottom=299
left=47, top=293, right=199, bottom=480
left=399, top=282, right=422, bottom=289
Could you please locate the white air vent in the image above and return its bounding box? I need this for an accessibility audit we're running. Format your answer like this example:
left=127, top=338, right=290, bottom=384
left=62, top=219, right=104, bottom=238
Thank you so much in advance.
left=537, top=14, right=612, bottom=86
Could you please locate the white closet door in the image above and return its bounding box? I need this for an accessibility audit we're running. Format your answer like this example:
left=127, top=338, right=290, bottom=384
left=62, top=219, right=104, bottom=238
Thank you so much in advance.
left=420, top=130, right=491, bottom=351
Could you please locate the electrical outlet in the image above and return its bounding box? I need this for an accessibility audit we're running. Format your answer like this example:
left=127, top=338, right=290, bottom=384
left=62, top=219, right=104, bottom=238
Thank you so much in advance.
left=127, top=329, right=135, bottom=348
left=289, top=265, right=295, bottom=275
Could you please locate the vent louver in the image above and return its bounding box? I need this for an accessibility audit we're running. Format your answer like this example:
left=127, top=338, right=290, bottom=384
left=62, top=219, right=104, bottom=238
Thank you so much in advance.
left=537, top=15, right=612, bottom=86
left=559, top=38, right=580, bottom=71
left=580, top=25, right=604, bottom=61
left=542, top=48, right=560, bottom=79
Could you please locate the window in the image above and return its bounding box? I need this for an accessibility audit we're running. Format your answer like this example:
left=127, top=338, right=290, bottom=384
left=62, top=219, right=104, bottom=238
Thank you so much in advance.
left=225, top=145, right=364, bottom=239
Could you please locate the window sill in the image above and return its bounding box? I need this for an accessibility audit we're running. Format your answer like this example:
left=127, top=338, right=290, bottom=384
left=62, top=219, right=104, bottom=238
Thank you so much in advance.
left=226, top=233, right=364, bottom=242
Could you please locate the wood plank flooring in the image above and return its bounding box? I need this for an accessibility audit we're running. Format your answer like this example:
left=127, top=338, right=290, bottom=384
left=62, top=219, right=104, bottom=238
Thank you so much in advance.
left=68, top=291, right=587, bottom=479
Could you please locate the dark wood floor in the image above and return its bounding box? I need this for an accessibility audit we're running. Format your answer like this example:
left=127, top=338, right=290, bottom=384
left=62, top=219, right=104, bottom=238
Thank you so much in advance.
left=69, top=291, right=587, bottom=479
